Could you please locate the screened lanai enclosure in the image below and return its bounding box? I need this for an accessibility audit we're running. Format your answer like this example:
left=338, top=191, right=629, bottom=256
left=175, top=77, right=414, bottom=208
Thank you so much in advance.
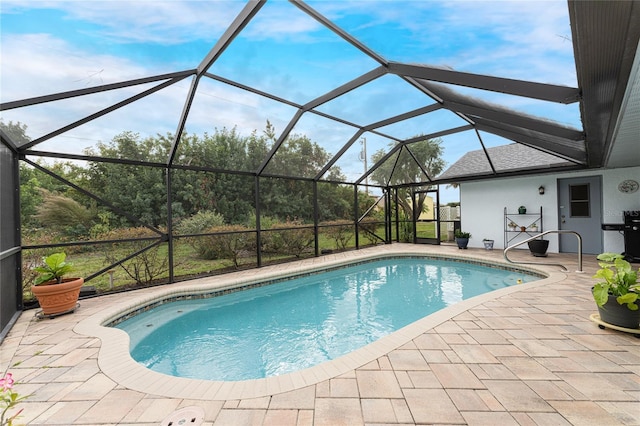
left=1, top=0, right=639, bottom=335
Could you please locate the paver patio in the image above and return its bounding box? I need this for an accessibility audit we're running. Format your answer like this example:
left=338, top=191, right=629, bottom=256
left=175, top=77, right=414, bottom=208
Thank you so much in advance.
left=1, top=244, right=639, bottom=425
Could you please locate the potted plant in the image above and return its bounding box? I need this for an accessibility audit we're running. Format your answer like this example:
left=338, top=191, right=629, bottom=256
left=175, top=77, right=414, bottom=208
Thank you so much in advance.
left=454, top=230, right=471, bottom=249
left=32, top=252, right=84, bottom=316
left=508, top=221, right=517, bottom=231
left=482, top=238, right=494, bottom=250
left=530, top=223, right=539, bottom=232
left=518, top=205, right=527, bottom=214
left=592, top=252, right=640, bottom=329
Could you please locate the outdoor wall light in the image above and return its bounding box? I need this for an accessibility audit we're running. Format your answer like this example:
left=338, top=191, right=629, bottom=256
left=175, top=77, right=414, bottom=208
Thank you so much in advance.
left=538, top=185, right=545, bottom=195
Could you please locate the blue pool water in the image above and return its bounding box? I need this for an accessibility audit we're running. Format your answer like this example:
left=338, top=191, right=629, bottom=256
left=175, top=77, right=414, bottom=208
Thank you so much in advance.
left=115, top=257, right=538, bottom=381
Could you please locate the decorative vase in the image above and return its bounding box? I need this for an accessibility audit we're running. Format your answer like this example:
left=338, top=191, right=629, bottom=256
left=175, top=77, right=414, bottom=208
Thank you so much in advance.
left=31, top=277, right=84, bottom=315
left=456, top=237, right=469, bottom=249
left=527, top=239, right=549, bottom=257
left=518, top=206, right=527, bottom=214
left=483, top=240, right=494, bottom=250
left=597, top=294, right=640, bottom=329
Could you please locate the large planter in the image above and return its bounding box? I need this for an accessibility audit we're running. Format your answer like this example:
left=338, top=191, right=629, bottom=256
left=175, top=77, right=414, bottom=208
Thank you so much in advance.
left=597, top=294, right=640, bottom=329
left=455, top=237, right=469, bottom=249
left=527, top=239, right=549, bottom=257
left=31, top=277, right=83, bottom=315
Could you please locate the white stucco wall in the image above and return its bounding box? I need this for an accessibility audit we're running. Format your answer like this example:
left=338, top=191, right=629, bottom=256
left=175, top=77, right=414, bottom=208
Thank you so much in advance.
left=458, top=166, right=640, bottom=254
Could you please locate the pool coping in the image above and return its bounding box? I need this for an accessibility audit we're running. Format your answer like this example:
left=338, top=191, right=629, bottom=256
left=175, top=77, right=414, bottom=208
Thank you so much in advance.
left=73, top=244, right=567, bottom=401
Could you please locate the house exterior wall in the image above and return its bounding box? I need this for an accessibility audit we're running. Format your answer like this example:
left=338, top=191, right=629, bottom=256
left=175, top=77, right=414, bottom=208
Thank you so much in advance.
left=458, top=166, right=640, bottom=254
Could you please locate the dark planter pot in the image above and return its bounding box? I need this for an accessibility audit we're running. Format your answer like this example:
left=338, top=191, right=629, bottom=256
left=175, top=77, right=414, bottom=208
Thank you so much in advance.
left=527, top=239, right=549, bottom=257
left=518, top=206, right=527, bottom=214
left=456, top=237, right=469, bottom=249
left=597, top=294, right=640, bottom=329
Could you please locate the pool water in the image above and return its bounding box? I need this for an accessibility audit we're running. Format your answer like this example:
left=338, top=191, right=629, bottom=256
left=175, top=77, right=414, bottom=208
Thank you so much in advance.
left=115, top=258, right=537, bottom=381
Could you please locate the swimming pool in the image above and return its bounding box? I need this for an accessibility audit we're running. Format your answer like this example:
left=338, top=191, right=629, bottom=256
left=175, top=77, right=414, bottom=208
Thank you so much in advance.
left=114, top=256, right=539, bottom=381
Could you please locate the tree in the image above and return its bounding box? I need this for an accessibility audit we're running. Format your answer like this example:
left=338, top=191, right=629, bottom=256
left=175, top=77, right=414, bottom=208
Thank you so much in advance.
left=78, top=123, right=358, bottom=229
left=1, top=121, right=88, bottom=231
left=370, top=137, right=445, bottom=221
left=0, top=119, right=30, bottom=146
left=84, top=131, right=171, bottom=228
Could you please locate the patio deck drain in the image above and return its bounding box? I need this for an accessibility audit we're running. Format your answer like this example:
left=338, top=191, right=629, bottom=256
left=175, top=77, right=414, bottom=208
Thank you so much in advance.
left=161, top=406, right=205, bottom=426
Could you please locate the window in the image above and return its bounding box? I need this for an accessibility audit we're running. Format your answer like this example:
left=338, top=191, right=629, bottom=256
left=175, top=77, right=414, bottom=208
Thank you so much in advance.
left=569, top=184, right=590, bottom=217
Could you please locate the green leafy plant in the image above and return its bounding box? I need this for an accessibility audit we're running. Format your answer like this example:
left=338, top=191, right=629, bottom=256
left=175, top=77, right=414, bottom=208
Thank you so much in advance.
left=454, top=230, right=471, bottom=239
left=33, top=252, right=74, bottom=285
left=592, top=252, right=640, bottom=310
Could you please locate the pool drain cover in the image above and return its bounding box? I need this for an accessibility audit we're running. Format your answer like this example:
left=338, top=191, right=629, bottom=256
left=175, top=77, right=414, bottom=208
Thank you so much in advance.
left=161, top=406, right=205, bottom=426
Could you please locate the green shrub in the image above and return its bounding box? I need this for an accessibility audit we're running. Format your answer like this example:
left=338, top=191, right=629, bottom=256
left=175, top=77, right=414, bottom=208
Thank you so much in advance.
left=265, top=218, right=314, bottom=257
left=200, top=224, right=255, bottom=267
left=175, top=210, right=225, bottom=235
left=322, top=220, right=353, bottom=250
left=35, top=190, right=95, bottom=240
left=175, top=210, right=226, bottom=259
left=98, top=227, right=168, bottom=285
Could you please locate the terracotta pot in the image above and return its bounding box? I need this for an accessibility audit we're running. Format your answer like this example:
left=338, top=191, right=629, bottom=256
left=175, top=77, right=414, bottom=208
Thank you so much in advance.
left=31, top=277, right=84, bottom=315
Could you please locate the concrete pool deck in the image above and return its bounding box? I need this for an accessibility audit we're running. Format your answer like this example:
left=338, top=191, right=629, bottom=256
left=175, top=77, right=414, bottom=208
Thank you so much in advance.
left=1, top=244, right=639, bottom=425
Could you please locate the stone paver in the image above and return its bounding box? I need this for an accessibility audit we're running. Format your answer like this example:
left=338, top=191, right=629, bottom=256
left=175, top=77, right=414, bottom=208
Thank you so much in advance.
left=1, top=245, right=639, bottom=425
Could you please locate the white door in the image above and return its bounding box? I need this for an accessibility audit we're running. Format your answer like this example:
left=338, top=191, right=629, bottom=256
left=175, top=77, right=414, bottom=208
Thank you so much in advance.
left=557, top=176, right=603, bottom=254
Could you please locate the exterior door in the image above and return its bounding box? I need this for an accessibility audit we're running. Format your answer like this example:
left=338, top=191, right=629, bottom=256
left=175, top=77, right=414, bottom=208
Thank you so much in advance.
left=413, top=189, right=440, bottom=244
left=558, top=176, right=603, bottom=254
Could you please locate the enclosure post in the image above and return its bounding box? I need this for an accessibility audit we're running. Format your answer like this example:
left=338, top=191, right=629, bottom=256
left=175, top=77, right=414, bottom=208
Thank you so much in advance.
left=313, top=181, right=319, bottom=257
left=354, top=185, right=359, bottom=249
left=394, top=188, right=399, bottom=242
left=385, top=189, right=392, bottom=244
left=255, top=176, right=262, bottom=267
left=165, top=168, right=174, bottom=283
left=411, top=188, right=417, bottom=244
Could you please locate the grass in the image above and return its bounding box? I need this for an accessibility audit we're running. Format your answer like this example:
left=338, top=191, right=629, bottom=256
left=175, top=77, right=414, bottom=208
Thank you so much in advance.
left=24, top=220, right=451, bottom=302
left=23, top=227, right=385, bottom=300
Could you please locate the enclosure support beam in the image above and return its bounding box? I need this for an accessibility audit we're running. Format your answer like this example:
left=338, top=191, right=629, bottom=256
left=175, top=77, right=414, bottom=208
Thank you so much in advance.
left=166, top=168, right=175, bottom=283
left=388, top=62, right=580, bottom=104
left=255, top=176, right=262, bottom=267
left=313, top=181, right=320, bottom=257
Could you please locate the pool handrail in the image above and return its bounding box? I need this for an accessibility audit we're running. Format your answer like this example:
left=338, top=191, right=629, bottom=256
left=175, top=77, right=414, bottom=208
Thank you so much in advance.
left=503, top=230, right=583, bottom=273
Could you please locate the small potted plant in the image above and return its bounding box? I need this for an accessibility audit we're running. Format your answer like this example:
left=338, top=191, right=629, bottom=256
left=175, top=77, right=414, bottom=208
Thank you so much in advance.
left=482, top=238, right=494, bottom=250
left=454, top=230, right=471, bottom=249
left=508, top=221, right=517, bottom=231
left=32, top=252, right=84, bottom=316
left=592, top=252, right=640, bottom=329
left=530, top=223, right=539, bottom=232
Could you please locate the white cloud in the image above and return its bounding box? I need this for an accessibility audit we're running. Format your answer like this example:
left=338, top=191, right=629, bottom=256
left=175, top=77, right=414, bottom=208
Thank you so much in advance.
left=2, top=0, right=246, bottom=45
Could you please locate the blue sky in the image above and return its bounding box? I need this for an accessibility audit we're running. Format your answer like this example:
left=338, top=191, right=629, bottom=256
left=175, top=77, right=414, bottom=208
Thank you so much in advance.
left=0, top=0, right=579, bottom=202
